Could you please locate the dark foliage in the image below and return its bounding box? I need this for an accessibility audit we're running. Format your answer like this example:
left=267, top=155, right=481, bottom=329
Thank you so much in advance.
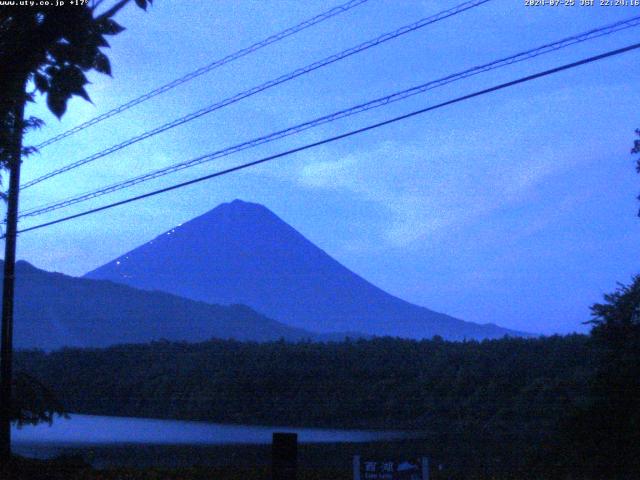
left=0, top=454, right=90, bottom=480
left=557, top=276, right=640, bottom=479
left=16, top=334, right=593, bottom=475
left=0, top=0, right=152, bottom=172
left=634, top=128, right=640, bottom=215
left=0, top=0, right=152, bottom=117
left=11, top=372, right=65, bottom=427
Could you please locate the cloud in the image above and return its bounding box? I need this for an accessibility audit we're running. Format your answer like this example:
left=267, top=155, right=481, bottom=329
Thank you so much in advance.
left=281, top=78, right=626, bottom=248
left=287, top=131, right=578, bottom=248
left=247, top=79, right=626, bottom=251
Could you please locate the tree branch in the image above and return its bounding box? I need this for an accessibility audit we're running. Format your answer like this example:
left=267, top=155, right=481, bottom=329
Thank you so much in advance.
left=96, top=0, right=131, bottom=21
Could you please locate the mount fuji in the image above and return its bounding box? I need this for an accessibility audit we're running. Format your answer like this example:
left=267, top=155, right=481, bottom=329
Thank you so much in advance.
left=85, top=200, right=527, bottom=340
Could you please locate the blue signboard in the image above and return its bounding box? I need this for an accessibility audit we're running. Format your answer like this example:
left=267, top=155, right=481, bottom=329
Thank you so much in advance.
left=354, top=457, right=428, bottom=480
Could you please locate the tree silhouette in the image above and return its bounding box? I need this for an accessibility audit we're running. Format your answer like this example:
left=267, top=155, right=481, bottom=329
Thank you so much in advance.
left=633, top=128, right=640, bottom=216
left=0, top=0, right=154, bottom=459
left=11, top=372, right=65, bottom=428
left=561, top=133, right=640, bottom=478
left=559, top=277, right=640, bottom=479
left=1, top=0, right=153, bottom=132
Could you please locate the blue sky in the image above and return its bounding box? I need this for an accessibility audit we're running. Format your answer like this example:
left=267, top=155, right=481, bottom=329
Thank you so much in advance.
left=10, top=0, right=640, bottom=335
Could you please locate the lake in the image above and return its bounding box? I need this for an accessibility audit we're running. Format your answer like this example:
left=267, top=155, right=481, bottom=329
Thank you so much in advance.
left=11, top=413, right=413, bottom=465
left=13, top=413, right=408, bottom=445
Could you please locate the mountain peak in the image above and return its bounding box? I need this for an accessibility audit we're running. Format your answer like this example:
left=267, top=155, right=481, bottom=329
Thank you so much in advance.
left=85, top=200, right=528, bottom=340
left=185, top=199, right=280, bottom=229
left=15, top=260, right=39, bottom=272
left=218, top=198, right=264, bottom=211
left=0, top=259, right=37, bottom=270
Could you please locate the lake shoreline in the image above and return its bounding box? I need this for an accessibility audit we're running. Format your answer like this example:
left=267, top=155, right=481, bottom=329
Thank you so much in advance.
left=13, top=413, right=416, bottom=449
left=11, top=440, right=444, bottom=473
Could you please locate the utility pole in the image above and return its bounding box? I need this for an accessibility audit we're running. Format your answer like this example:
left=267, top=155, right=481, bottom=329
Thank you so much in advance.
left=0, top=78, right=26, bottom=461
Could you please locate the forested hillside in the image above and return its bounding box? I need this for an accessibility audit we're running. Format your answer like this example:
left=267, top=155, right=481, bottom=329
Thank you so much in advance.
left=15, top=313, right=640, bottom=478
left=16, top=336, right=591, bottom=431
left=2, top=260, right=333, bottom=349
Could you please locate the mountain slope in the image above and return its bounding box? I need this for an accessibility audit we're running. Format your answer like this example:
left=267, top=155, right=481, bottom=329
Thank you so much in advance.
left=3, top=260, right=326, bottom=350
left=85, top=199, right=527, bottom=340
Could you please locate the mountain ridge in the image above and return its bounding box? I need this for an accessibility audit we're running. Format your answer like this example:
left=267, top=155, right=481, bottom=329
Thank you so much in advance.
left=3, top=259, right=352, bottom=350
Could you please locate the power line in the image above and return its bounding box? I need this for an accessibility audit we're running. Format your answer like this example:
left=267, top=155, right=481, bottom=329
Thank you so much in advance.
left=22, top=0, right=491, bottom=190
left=33, top=0, right=371, bottom=150
left=17, top=15, right=640, bottom=220
left=12, top=42, right=640, bottom=237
